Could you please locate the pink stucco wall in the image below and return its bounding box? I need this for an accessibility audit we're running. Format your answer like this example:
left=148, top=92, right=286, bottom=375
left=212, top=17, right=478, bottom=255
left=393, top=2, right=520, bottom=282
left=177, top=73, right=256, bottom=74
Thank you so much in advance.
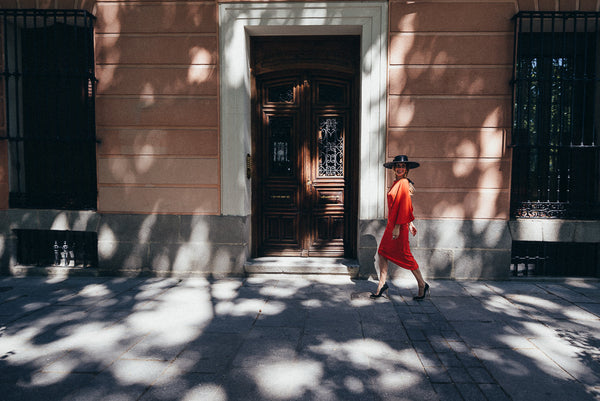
left=0, top=0, right=597, bottom=216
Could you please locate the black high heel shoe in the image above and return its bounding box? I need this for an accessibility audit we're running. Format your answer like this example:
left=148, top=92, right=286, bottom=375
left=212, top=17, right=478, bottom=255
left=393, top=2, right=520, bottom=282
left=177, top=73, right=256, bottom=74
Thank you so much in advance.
left=413, top=283, right=430, bottom=301
left=370, top=283, right=389, bottom=299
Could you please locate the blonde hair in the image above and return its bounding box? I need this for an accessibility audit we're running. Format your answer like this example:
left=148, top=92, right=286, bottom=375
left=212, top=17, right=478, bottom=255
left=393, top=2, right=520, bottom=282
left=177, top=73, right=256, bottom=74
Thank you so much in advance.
left=408, top=179, right=415, bottom=196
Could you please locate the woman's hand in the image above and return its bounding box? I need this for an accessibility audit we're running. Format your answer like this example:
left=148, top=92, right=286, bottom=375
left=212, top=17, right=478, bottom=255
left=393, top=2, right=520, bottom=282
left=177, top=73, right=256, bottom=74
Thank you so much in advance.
left=392, top=225, right=400, bottom=240
left=409, top=222, right=417, bottom=236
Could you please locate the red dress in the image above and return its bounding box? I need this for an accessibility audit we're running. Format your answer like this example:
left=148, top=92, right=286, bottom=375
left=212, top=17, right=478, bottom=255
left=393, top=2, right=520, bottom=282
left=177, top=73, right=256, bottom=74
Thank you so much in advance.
left=377, top=178, right=419, bottom=270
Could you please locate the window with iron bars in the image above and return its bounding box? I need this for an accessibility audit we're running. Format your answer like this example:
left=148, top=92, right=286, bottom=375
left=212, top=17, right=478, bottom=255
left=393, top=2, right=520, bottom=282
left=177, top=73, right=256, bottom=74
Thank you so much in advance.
left=511, top=12, right=600, bottom=219
left=0, top=9, right=97, bottom=210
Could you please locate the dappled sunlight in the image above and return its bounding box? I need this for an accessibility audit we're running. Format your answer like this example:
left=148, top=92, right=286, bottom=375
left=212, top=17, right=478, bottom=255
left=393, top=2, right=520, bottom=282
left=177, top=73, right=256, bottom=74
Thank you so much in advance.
left=215, top=298, right=270, bottom=317
left=173, top=245, right=212, bottom=272
left=259, top=281, right=312, bottom=298
left=182, top=384, right=227, bottom=401
left=139, top=84, right=156, bottom=108
left=474, top=189, right=500, bottom=219
left=138, top=293, right=213, bottom=337
left=137, top=214, right=157, bottom=243
left=563, top=280, right=600, bottom=290
left=30, top=370, right=70, bottom=386
left=221, top=25, right=247, bottom=89
left=211, top=247, right=240, bottom=276
left=451, top=158, right=477, bottom=178
left=433, top=50, right=450, bottom=64
left=187, top=216, right=210, bottom=243
left=431, top=200, right=467, bottom=219
left=187, top=65, right=213, bottom=84
left=1, top=277, right=599, bottom=399
left=391, top=97, right=416, bottom=126
left=505, top=293, right=599, bottom=321
left=189, top=46, right=212, bottom=65
left=479, top=128, right=505, bottom=156
left=377, top=369, right=421, bottom=392
left=472, top=222, right=504, bottom=246
left=302, top=298, right=323, bottom=308
left=481, top=294, right=525, bottom=318
left=309, top=338, right=370, bottom=368
left=99, top=3, right=121, bottom=34
left=506, top=294, right=564, bottom=312
left=397, top=11, right=417, bottom=31
left=49, top=213, right=69, bottom=231
left=474, top=347, right=529, bottom=375
left=134, top=155, right=156, bottom=175
left=126, top=306, right=207, bottom=343
left=301, top=337, right=430, bottom=396
left=478, top=166, right=502, bottom=188
left=97, top=35, right=121, bottom=65
left=107, top=158, right=137, bottom=183
left=211, top=280, right=243, bottom=300
left=519, top=320, right=557, bottom=338
left=482, top=105, right=503, bottom=128
left=95, top=65, right=117, bottom=93
left=253, top=359, right=324, bottom=399
left=110, top=359, right=167, bottom=386
left=455, top=139, right=478, bottom=158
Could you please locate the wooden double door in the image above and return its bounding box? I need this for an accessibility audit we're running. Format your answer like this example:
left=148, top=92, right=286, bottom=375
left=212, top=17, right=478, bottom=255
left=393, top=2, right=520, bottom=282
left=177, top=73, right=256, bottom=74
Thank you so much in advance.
left=251, top=37, right=359, bottom=257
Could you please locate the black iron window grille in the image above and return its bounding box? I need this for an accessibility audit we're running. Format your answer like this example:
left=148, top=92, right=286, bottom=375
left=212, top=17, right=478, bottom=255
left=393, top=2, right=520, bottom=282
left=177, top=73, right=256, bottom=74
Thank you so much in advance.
left=0, top=9, right=97, bottom=210
left=511, top=12, right=600, bottom=219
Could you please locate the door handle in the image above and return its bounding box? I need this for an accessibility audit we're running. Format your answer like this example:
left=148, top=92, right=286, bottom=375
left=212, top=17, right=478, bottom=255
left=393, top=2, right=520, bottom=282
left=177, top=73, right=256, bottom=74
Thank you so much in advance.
left=246, top=154, right=253, bottom=179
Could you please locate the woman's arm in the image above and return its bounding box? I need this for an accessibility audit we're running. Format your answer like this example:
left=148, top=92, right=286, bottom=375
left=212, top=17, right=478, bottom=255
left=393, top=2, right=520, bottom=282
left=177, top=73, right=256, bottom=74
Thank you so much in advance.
left=392, top=222, right=417, bottom=239
left=409, top=221, right=417, bottom=236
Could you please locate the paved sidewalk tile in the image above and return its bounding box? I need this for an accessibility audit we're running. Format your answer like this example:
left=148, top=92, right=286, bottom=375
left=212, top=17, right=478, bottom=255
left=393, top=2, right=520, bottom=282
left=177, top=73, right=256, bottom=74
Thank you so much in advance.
left=0, top=276, right=598, bottom=400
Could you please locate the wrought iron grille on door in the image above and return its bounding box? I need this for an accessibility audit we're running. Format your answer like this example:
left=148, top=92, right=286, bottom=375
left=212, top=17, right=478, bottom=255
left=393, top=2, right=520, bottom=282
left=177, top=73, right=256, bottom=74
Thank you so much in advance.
left=0, top=9, right=97, bottom=210
left=511, top=12, right=600, bottom=219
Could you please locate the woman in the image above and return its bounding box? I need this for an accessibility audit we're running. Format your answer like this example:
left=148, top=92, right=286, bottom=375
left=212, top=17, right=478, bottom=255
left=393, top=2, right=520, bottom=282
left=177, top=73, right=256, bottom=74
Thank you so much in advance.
left=371, top=155, right=429, bottom=301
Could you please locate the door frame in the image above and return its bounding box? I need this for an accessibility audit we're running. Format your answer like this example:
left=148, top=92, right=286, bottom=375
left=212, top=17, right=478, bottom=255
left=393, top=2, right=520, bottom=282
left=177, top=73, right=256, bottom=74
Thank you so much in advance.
left=219, top=2, right=389, bottom=259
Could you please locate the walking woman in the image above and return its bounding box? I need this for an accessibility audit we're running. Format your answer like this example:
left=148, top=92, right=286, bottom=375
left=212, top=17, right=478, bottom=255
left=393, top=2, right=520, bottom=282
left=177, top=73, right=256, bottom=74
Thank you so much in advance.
left=371, top=155, right=429, bottom=300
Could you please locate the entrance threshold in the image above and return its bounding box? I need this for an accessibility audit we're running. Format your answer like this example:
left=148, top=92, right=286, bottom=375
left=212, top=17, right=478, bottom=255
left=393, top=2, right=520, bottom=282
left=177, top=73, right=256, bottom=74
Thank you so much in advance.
left=244, top=257, right=359, bottom=277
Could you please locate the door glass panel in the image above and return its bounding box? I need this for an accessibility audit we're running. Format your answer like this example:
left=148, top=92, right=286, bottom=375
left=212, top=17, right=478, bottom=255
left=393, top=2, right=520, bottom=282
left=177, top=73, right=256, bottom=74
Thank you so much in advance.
left=268, top=84, right=295, bottom=103
left=318, top=83, right=345, bottom=104
left=318, top=117, right=344, bottom=177
left=269, top=116, right=293, bottom=176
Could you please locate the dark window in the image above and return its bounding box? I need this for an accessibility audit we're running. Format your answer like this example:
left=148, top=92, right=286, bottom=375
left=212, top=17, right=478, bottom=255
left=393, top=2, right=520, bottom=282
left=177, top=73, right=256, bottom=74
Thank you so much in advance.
left=14, top=229, right=98, bottom=268
left=0, top=9, right=97, bottom=210
left=511, top=241, right=599, bottom=277
left=511, top=12, right=600, bottom=219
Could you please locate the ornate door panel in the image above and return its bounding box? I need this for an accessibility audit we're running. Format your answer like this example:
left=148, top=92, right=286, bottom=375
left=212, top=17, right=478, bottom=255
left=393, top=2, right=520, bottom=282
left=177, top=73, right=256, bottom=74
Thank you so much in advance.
left=254, top=73, right=354, bottom=257
left=251, top=36, right=359, bottom=258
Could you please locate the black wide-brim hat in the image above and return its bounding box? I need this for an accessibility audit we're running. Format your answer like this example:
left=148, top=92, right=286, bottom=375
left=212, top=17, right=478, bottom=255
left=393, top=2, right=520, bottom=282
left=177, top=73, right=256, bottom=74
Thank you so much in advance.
left=383, top=155, right=420, bottom=169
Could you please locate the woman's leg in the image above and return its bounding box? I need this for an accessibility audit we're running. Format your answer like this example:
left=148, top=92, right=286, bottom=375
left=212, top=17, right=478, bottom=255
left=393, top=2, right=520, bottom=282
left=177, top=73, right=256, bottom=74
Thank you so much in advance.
left=411, top=268, right=427, bottom=296
left=376, top=255, right=389, bottom=293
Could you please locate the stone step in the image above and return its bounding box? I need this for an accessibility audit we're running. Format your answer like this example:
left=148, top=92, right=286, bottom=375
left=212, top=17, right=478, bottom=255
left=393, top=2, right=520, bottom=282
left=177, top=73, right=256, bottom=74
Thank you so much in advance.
left=244, top=257, right=360, bottom=277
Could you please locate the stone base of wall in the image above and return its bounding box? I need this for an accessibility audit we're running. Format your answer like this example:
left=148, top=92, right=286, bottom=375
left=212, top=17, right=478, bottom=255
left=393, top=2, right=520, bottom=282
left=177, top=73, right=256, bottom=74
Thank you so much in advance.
left=0, top=210, right=250, bottom=277
left=358, top=219, right=513, bottom=280
left=2, top=211, right=597, bottom=279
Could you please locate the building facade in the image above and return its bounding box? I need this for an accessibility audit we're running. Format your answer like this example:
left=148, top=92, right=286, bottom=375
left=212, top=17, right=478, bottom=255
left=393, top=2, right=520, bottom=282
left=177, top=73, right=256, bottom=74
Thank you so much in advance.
left=0, top=0, right=598, bottom=279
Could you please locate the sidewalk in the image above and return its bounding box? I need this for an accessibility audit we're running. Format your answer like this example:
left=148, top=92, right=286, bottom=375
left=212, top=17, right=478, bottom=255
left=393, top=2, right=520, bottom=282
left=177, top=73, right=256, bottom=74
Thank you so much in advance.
left=0, top=274, right=599, bottom=401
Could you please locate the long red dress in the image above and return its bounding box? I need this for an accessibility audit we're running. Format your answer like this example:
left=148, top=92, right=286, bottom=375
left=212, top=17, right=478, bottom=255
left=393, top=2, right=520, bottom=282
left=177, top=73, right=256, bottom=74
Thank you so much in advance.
left=377, top=178, right=419, bottom=270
